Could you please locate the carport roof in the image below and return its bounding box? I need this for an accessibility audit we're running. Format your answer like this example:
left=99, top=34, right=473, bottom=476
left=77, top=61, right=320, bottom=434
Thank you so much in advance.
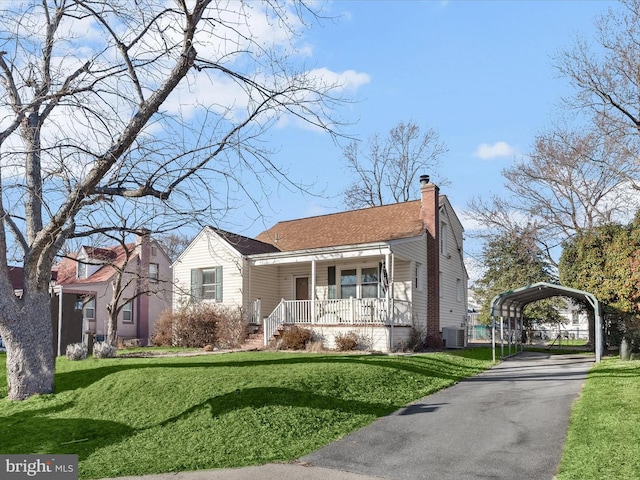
left=490, top=281, right=600, bottom=318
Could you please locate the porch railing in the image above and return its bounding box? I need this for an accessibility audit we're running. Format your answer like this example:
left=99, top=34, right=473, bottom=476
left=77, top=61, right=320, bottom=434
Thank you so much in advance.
left=263, top=298, right=412, bottom=345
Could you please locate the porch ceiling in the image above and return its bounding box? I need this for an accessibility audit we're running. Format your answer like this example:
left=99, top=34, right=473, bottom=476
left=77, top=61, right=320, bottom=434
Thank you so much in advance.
left=249, top=245, right=392, bottom=266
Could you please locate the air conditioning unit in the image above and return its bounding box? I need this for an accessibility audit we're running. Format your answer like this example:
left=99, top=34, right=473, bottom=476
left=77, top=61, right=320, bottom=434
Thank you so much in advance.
left=442, top=327, right=465, bottom=349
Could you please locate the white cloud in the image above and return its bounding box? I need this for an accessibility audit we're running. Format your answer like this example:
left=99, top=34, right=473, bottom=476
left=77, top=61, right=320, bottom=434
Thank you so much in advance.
left=474, top=141, right=517, bottom=160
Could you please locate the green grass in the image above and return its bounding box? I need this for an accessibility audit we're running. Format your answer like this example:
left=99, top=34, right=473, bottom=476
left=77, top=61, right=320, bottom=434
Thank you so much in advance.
left=556, top=357, right=640, bottom=480
left=0, top=349, right=494, bottom=479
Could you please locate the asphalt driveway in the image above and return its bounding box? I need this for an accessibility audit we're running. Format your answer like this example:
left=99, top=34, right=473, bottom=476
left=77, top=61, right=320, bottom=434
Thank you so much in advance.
left=300, top=351, right=593, bottom=480
left=106, top=351, right=593, bottom=480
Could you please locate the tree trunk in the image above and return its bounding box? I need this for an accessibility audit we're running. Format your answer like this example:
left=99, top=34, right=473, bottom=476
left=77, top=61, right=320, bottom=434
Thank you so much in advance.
left=106, top=313, right=118, bottom=348
left=620, top=335, right=631, bottom=361
left=3, top=293, right=54, bottom=400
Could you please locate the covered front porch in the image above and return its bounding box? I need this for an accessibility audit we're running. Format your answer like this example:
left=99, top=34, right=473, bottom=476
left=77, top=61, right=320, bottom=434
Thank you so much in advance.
left=246, top=242, right=420, bottom=348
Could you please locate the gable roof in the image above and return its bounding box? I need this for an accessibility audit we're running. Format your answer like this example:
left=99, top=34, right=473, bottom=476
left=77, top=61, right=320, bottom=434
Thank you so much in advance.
left=255, top=200, right=426, bottom=251
left=212, top=228, right=280, bottom=255
left=53, top=243, right=136, bottom=286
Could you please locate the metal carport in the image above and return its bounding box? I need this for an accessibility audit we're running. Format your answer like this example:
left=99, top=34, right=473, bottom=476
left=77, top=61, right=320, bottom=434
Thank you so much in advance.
left=490, top=282, right=603, bottom=362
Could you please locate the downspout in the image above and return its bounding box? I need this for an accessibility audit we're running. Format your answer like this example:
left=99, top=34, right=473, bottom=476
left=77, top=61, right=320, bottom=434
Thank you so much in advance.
left=386, top=252, right=393, bottom=352
left=57, top=285, right=63, bottom=357
left=311, top=259, right=316, bottom=324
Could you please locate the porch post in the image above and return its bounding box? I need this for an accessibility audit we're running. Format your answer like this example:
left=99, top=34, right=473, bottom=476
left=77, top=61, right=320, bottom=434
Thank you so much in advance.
left=311, top=260, right=317, bottom=324
left=385, top=252, right=391, bottom=320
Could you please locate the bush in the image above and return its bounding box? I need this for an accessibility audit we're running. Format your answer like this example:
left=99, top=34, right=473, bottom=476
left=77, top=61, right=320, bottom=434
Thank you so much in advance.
left=65, top=342, right=87, bottom=361
left=216, top=306, right=248, bottom=349
left=401, top=327, right=427, bottom=352
left=152, top=309, right=175, bottom=346
left=93, top=341, right=116, bottom=358
left=334, top=331, right=359, bottom=351
left=152, top=303, right=248, bottom=348
left=278, top=325, right=312, bottom=350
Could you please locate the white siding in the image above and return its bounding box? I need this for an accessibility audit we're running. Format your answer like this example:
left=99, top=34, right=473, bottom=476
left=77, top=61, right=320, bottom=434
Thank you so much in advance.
left=248, top=264, right=280, bottom=320
left=305, top=325, right=414, bottom=352
left=391, top=238, right=427, bottom=330
left=439, top=198, right=468, bottom=330
left=172, top=228, right=245, bottom=310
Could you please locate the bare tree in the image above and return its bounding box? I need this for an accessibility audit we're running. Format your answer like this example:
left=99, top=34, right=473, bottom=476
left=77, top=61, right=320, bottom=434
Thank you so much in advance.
left=155, top=233, right=193, bottom=263
left=555, top=0, right=640, bottom=178
left=342, top=120, right=448, bottom=209
left=468, top=125, right=640, bottom=266
left=0, top=1, right=348, bottom=400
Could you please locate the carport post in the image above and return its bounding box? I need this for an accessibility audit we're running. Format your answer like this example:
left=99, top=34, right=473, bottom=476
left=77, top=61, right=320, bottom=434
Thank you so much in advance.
left=491, top=318, right=496, bottom=362
left=520, top=315, right=524, bottom=352
left=500, top=317, right=504, bottom=359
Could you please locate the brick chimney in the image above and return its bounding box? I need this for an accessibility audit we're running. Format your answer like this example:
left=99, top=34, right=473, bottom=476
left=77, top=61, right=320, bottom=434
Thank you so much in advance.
left=419, top=175, right=442, bottom=348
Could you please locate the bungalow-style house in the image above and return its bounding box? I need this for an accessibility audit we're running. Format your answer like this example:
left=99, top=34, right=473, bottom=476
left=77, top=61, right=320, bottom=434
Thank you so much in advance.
left=172, top=176, right=468, bottom=352
left=52, top=232, right=172, bottom=346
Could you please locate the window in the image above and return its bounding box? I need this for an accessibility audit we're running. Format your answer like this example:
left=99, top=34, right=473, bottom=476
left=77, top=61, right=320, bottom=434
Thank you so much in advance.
left=149, top=263, right=159, bottom=282
left=339, top=266, right=384, bottom=299
left=440, top=221, right=448, bottom=255
left=191, top=266, right=222, bottom=302
left=414, top=263, right=424, bottom=291
left=84, top=298, right=95, bottom=320
left=122, top=301, right=133, bottom=323
left=572, top=312, right=579, bottom=325
left=77, top=261, right=87, bottom=279
left=340, top=269, right=357, bottom=299
left=361, top=267, right=379, bottom=298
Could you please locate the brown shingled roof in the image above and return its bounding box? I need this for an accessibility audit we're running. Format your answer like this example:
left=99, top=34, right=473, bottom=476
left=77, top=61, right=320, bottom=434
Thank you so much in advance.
left=255, top=200, right=426, bottom=251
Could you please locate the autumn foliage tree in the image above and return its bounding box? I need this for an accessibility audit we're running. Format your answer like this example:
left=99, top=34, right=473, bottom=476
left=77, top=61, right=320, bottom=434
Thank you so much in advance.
left=560, top=215, right=640, bottom=358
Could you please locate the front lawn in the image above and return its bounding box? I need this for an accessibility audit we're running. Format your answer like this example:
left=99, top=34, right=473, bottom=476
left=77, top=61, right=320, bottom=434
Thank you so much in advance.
left=0, top=349, right=494, bottom=479
left=556, top=357, right=640, bottom=480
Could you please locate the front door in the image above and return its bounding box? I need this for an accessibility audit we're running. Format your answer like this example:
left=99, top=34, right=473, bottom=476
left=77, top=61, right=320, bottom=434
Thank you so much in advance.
left=295, top=277, right=309, bottom=301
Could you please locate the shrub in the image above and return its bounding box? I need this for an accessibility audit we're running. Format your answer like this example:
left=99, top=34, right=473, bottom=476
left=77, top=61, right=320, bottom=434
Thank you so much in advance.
left=93, top=341, right=116, bottom=358
left=152, top=309, right=174, bottom=346
left=66, top=342, right=87, bottom=361
left=278, top=325, right=312, bottom=350
left=402, top=327, right=427, bottom=352
left=152, top=303, right=248, bottom=348
left=215, top=306, right=248, bottom=349
left=334, top=331, right=359, bottom=351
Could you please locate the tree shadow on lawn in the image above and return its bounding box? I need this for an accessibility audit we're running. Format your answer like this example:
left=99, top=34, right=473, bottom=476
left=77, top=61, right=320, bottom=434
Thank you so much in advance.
left=159, top=385, right=400, bottom=428
left=0, top=401, right=135, bottom=460
left=54, top=353, right=490, bottom=395
left=0, top=386, right=401, bottom=464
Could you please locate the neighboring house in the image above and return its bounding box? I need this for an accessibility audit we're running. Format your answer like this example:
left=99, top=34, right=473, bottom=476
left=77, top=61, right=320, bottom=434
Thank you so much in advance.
left=533, top=299, right=589, bottom=341
left=173, top=176, right=468, bottom=352
left=3, top=266, right=84, bottom=356
left=53, top=232, right=172, bottom=346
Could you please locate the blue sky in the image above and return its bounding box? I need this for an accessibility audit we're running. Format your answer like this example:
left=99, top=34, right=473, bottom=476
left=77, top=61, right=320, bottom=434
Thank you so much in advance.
left=213, top=0, right=615, bottom=271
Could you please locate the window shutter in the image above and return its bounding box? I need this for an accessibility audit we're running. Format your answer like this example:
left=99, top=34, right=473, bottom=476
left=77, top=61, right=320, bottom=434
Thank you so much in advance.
left=215, top=266, right=223, bottom=302
left=328, top=266, right=336, bottom=299
left=190, top=268, right=199, bottom=301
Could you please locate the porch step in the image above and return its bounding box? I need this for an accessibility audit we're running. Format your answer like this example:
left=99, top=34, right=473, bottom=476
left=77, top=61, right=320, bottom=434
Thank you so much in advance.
left=241, top=324, right=264, bottom=350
